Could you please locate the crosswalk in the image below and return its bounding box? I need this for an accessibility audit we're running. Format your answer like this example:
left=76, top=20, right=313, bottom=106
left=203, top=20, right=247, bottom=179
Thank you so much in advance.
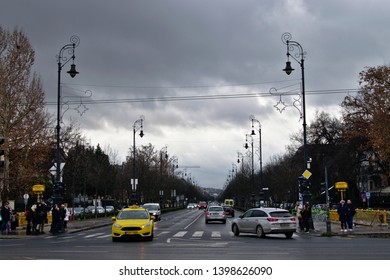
left=44, top=230, right=231, bottom=241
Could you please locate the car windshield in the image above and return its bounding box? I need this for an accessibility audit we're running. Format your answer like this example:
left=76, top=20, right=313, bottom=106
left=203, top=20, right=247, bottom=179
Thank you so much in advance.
left=209, top=206, right=223, bottom=212
left=269, top=211, right=291, bottom=218
left=117, top=210, right=149, bottom=220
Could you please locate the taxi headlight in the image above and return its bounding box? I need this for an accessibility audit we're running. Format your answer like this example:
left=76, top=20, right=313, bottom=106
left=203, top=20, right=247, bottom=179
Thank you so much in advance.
left=113, top=223, right=121, bottom=228
left=143, top=222, right=151, bottom=228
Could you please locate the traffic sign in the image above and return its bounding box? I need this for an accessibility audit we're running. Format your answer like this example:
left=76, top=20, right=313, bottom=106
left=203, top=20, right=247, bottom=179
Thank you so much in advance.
left=366, top=192, right=371, bottom=199
left=335, top=181, right=348, bottom=189
left=302, top=169, right=312, bottom=179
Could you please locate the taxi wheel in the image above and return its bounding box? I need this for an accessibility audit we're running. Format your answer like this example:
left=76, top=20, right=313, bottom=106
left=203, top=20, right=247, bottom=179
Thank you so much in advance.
left=112, top=237, right=119, bottom=242
left=146, top=232, right=153, bottom=241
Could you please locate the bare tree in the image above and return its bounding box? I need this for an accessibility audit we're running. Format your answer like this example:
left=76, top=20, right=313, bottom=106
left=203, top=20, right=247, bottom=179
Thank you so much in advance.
left=0, top=27, right=52, bottom=199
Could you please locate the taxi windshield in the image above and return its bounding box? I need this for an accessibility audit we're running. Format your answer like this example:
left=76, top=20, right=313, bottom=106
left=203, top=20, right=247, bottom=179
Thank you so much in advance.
left=117, top=210, right=149, bottom=220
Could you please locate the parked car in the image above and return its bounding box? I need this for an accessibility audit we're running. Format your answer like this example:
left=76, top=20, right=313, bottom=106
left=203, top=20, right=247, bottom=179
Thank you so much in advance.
left=205, top=205, right=226, bottom=224
left=142, top=203, right=161, bottom=221
left=105, top=206, right=115, bottom=213
left=72, top=207, right=85, bottom=218
left=222, top=205, right=235, bottom=217
left=231, top=208, right=296, bottom=239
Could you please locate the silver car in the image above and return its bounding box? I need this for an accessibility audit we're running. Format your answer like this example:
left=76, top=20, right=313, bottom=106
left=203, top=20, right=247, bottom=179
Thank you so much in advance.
left=142, top=203, right=161, bottom=221
left=205, top=205, right=226, bottom=224
left=231, top=208, right=296, bottom=238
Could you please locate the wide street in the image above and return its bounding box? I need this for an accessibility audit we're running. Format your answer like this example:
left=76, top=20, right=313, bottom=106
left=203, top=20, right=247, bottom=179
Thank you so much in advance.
left=1, top=208, right=389, bottom=260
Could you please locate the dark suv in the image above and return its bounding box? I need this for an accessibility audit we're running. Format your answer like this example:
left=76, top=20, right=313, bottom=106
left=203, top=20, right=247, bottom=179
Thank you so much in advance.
left=222, top=205, right=234, bottom=217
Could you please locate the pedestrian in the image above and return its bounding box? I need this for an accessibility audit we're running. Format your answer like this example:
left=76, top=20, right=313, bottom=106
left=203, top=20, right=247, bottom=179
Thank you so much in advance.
left=1, top=201, right=12, bottom=235
left=25, top=206, right=35, bottom=235
left=39, top=201, right=48, bottom=234
left=346, top=199, right=356, bottom=231
left=50, top=204, right=61, bottom=234
left=300, top=203, right=312, bottom=232
left=35, top=202, right=45, bottom=233
left=294, top=201, right=304, bottom=231
left=62, top=203, right=70, bottom=231
left=337, top=200, right=348, bottom=232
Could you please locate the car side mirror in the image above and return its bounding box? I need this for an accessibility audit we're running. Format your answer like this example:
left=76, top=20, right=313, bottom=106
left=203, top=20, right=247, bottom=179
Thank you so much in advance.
left=239, top=215, right=243, bottom=219
left=112, top=216, right=116, bottom=221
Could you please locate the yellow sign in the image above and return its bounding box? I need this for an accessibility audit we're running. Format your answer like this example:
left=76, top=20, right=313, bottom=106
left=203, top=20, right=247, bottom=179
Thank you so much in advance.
left=32, top=184, right=45, bottom=192
left=335, top=181, right=348, bottom=189
left=302, top=169, right=312, bottom=179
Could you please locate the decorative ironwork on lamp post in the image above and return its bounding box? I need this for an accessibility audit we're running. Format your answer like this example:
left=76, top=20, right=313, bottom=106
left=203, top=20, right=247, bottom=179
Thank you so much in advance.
left=281, top=32, right=308, bottom=169
left=54, top=35, right=80, bottom=204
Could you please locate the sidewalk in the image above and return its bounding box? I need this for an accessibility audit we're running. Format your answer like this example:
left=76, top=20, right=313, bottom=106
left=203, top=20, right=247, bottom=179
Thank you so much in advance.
left=309, top=220, right=390, bottom=237
left=0, top=216, right=113, bottom=239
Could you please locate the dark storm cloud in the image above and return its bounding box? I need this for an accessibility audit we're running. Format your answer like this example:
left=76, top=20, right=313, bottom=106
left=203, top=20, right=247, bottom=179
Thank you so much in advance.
left=2, top=0, right=390, bottom=187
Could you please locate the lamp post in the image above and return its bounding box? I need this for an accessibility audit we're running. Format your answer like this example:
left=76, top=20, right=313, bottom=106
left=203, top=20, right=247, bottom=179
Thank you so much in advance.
left=55, top=35, right=80, bottom=203
left=250, top=115, right=262, bottom=188
left=281, top=32, right=307, bottom=169
left=132, top=116, right=145, bottom=204
left=244, top=134, right=254, bottom=180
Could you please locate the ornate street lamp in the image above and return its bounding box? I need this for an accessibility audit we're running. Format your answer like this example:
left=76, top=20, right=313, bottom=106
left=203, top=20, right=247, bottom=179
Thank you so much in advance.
left=132, top=116, right=145, bottom=204
left=250, top=115, right=262, bottom=188
left=244, top=134, right=254, bottom=180
left=55, top=35, right=80, bottom=203
left=282, top=32, right=307, bottom=169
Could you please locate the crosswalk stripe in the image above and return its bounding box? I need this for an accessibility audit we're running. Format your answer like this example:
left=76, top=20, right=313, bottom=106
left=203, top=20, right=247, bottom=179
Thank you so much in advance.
left=192, top=231, right=203, bottom=238
left=173, top=231, right=187, bottom=238
left=211, top=231, right=221, bottom=238
left=84, top=232, right=106, bottom=238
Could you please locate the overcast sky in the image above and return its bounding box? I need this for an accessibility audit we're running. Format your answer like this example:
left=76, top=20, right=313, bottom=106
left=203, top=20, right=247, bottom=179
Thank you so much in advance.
left=2, top=0, right=390, bottom=189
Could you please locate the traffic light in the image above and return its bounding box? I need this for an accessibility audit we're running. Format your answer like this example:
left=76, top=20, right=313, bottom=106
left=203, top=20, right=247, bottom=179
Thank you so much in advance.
left=0, top=137, right=4, bottom=167
left=298, top=176, right=310, bottom=193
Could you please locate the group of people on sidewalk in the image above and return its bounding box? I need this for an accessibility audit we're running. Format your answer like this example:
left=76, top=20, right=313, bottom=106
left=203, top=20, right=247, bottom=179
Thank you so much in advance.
left=24, top=201, right=70, bottom=235
left=294, top=199, right=356, bottom=233
left=336, top=199, right=356, bottom=232
left=294, top=201, right=314, bottom=232
left=0, top=201, right=16, bottom=235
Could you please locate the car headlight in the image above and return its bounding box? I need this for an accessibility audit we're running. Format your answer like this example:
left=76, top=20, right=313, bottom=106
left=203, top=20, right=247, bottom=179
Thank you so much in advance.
left=113, top=223, right=121, bottom=228
left=142, top=222, right=151, bottom=228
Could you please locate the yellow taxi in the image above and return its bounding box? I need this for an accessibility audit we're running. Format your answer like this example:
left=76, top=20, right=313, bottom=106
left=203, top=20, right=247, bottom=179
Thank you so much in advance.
left=111, top=205, right=154, bottom=242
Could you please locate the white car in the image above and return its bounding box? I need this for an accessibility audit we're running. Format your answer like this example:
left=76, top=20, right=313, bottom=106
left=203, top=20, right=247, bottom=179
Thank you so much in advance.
left=187, top=203, right=197, bottom=209
left=231, top=208, right=296, bottom=238
left=142, top=203, right=161, bottom=221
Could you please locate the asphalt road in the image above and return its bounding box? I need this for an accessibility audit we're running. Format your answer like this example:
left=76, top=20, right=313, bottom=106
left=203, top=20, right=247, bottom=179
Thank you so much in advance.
left=1, top=209, right=390, bottom=260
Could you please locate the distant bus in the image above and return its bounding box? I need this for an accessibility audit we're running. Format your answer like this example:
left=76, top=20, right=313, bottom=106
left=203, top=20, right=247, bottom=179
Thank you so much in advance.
left=224, top=199, right=234, bottom=207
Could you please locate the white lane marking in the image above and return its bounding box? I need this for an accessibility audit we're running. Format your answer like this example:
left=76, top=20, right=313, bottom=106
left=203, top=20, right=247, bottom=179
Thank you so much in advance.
left=84, top=233, right=106, bottom=238
left=184, top=212, right=204, bottom=229
left=173, top=231, right=187, bottom=238
left=192, top=231, right=203, bottom=238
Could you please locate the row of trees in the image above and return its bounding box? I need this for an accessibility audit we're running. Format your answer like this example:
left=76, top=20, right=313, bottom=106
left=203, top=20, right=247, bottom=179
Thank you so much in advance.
left=0, top=27, right=207, bottom=206
left=219, top=65, right=389, bottom=208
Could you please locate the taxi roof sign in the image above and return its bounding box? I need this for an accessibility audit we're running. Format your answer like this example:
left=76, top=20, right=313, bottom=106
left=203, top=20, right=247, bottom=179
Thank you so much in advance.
left=335, top=181, right=348, bottom=189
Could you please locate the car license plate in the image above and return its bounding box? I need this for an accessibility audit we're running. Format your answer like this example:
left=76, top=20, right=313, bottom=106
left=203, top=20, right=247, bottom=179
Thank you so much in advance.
left=280, top=223, right=289, bottom=227
left=125, top=231, right=137, bottom=235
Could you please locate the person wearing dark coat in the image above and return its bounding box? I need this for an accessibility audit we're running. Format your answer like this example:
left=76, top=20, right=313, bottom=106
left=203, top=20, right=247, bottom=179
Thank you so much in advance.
left=300, top=203, right=312, bottom=232
left=337, top=200, right=348, bottom=232
left=50, top=204, right=61, bottom=234
left=346, top=199, right=356, bottom=231
left=1, top=201, right=12, bottom=234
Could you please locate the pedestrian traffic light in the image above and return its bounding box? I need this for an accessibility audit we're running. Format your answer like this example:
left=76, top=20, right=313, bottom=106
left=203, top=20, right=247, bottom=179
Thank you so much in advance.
left=0, top=137, right=4, bottom=167
left=54, top=181, right=66, bottom=196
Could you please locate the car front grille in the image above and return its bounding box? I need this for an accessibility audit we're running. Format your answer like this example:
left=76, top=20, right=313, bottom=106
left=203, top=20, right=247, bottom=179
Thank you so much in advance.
left=121, top=226, right=142, bottom=231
